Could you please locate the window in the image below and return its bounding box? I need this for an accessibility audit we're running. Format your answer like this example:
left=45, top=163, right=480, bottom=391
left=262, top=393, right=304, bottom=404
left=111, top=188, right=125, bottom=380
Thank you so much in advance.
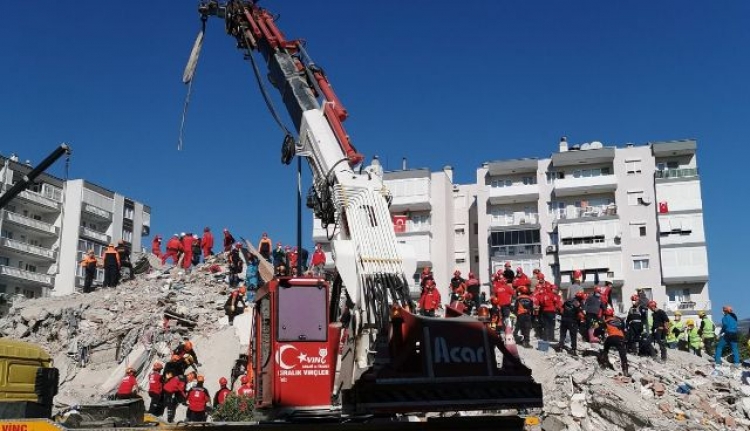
left=0, top=256, right=8, bottom=266
left=473, top=223, right=478, bottom=235
left=639, top=226, right=647, bottom=236
left=474, top=255, right=479, bottom=263
left=490, top=178, right=513, bottom=188
left=627, top=191, right=644, bottom=206
left=626, top=159, right=642, bottom=174
left=522, top=176, right=537, bottom=185
left=122, top=229, right=133, bottom=243
left=630, top=223, right=646, bottom=238
left=633, top=258, right=650, bottom=270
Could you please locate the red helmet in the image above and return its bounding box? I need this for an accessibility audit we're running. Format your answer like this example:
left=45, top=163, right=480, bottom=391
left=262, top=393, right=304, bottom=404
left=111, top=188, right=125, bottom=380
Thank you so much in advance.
left=153, top=361, right=163, bottom=371
left=490, top=297, right=499, bottom=306
left=575, top=291, right=586, bottom=300
left=537, top=273, right=545, bottom=280
left=630, top=294, right=639, bottom=301
left=516, top=266, right=523, bottom=273
left=647, top=300, right=657, bottom=309
left=184, top=341, right=193, bottom=351
left=604, top=308, right=614, bottom=317
left=505, top=261, right=511, bottom=267
left=453, top=270, right=461, bottom=276
left=171, top=354, right=180, bottom=362
left=518, top=286, right=529, bottom=295
left=219, top=377, right=228, bottom=386
left=594, top=286, right=602, bottom=294
left=468, top=272, right=475, bottom=279
left=240, top=375, right=249, bottom=384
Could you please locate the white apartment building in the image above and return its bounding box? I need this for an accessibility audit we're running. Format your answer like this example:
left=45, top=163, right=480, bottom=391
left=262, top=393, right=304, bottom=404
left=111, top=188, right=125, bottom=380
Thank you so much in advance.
left=0, top=156, right=150, bottom=298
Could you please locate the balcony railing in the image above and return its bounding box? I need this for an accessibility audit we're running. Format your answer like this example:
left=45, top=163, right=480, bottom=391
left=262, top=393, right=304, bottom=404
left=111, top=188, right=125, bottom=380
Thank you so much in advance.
left=490, top=213, right=539, bottom=227
left=82, top=203, right=112, bottom=219
left=553, top=205, right=617, bottom=221
left=2, top=211, right=57, bottom=234
left=663, top=300, right=711, bottom=314
left=0, top=238, right=55, bottom=259
left=0, top=265, right=53, bottom=285
left=655, top=168, right=698, bottom=180
left=79, top=226, right=110, bottom=243
left=17, top=190, right=59, bottom=209
left=491, top=244, right=542, bottom=258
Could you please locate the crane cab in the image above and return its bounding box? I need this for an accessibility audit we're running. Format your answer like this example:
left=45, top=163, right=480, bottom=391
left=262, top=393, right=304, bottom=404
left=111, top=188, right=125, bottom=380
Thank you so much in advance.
left=252, top=277, right=342, bottom=419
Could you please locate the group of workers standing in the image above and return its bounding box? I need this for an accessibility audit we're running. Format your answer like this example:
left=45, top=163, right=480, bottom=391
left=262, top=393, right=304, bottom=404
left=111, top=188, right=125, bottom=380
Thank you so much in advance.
left=79, top=240, right=134, bottom=293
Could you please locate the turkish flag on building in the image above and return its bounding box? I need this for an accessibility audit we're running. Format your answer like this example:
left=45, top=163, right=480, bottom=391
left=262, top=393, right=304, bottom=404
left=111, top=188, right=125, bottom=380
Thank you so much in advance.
left=658, top=202, right=669, bottom=214
left=393, top=215, right=407, bottom=233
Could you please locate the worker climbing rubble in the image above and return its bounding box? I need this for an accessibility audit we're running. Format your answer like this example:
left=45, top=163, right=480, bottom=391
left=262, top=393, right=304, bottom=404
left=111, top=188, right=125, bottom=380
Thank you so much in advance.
left=115, top=367, right=139, bottom=399
left=225, top=285, right=247, bottom=325
left=223, top=228, right=235, bottom=252
left=201, top=227, right=214, bottom=259
left=596, top=308, right=629, bottom=377
left=257, top=232, right=272, bottom=262
left=162, top=234, right=183, bottom=265
left=147, top=362, right=165, bottom=416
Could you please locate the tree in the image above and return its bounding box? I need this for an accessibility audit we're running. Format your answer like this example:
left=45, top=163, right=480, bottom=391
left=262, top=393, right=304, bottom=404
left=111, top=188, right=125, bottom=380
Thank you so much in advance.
left=211, top=395, right=254, bottom=422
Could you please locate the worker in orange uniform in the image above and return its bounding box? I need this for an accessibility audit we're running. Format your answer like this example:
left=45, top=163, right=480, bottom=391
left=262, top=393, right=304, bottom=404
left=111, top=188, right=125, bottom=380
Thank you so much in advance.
left=173, top=340, right=199, bottom=371
left=116, top=367, right=139, bottom=399
left=148, top=362, right=165, bottom=415
left=236, top=375, right=254, bottom=397
left=185, top=375, right=211, bottom=422
left=223, top=229, right=235, bottom=252
left=181, top=233, right=194, bottom=270
left=80, top=250, right=98, bottom=293
left=162, top=234, right=183, bottom=265
left=163, top=372, right=186, bottom=423
left=151, top=235, right=162, bottom=258
left=418, top=280, right=441, bottom=317
left=419, top=267, right=434, bottom=294
left=465, top=272, right=480, bottom=315
left=492, top=276, right=514, bottom=324
left=257, top=232, right=272, bottom=262
left=311, top=243, right=326, bottom=276
left=201, top=227, right=214, bottom=259
left=102, top=244, right=121, bottom=288
left=596, top=308, right=629, bottom=376
left=513, top=286, right=536, bottom=348
left=213, top=377, right=232, bottom=406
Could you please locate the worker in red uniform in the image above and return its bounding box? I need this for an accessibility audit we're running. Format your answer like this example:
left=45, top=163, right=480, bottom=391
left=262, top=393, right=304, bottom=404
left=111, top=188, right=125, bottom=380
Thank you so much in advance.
left=185, top=375, right=211, bottom=422
left=148, top=362, right=165, bottom=415
left=418, top=280, right=441, bottom=317
left=163, top=372, right=187, bottom=423
left=102, top=244, right=121, bottom=288
left=173, top=340, right=199, bottom=371
left=596, top=308, right=629, bottom=376
left=236, top=375, right=254, bottom=397
left=257, top=232, right=272, bottom=262
left=502, top=261, right=515, bottom=284
left=287, top=246, right=299, bottom=272
left=201, top=227, right=214, bottom=259
left=151, top=235, right=162, bottom=258
left=465, top=272, right=480, bottom=315
left=311, top=244, right=326, bottom=276
left=492, top=277, right=514, bottom=322
left=539, top=285, right=562, bottom=342
left=181, top=233, right=194, bottom=270
left=116, top=367, right=139, bottom=399
left=223, top=229, right=235, bottom=252
left=512, top=267, right=530, bottom=290
left=419, top=267, right=434, bottom=294
left=162, top=235, right=183, bottom=265
left=213, top=377, right=232, bottom=406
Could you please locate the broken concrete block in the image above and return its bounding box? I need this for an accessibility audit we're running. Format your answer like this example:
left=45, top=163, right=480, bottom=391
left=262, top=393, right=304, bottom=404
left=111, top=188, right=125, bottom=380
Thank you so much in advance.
left=653, top=382, right=666, bottom=397
left=541, top=415, right=566, bottom=431
left=570, top=393, right=587, bottom=418
left=657, top=401, right=672, bottom=414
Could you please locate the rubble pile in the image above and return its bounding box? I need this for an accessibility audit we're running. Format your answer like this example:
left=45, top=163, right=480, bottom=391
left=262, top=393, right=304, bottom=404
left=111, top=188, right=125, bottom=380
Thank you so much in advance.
left=0, top=254, right=242, bottom=405
left=522, top=340, right=750, bottom=431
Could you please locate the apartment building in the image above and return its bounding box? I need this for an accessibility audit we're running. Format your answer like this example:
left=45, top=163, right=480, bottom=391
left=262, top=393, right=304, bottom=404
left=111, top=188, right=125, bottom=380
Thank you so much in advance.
left=0, top=156, right=150, bottom=298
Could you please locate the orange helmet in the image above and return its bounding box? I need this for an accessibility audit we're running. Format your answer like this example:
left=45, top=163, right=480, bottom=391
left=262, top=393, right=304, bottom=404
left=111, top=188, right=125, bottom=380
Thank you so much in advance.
left=630, top=294, right=639, bottom=301
left=490, top=297, right=499, bottom=306
left=575, top=291, right=586, bottom=300
left=604, top=308, right=614, bottom=317
left=518, top=286, right=529, bottom=295
left=240, top=375, right=249, bottom=384
left=126, top=367, right=135, bottom=375
left=196, top=375, right=205, bottom=383
left=184, top=341, right=193, bottom=351
left=171, top=354, right=180, bottom=362
left=153, top=361, right=163, bottom=371
left=219, top=377, right=228, bottom=386
left=239, top=286, right=247, bottom=294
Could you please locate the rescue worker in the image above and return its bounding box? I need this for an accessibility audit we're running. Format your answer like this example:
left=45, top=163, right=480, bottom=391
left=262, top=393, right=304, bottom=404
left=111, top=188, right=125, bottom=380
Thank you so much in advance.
left=584, top=287, right=605, bottom=342
left=600, top=281, right=614, bottom=309
left=151, top=235, right=162, bottom=258
left=115, top=240, right=134, bottom=281
left=596, top=308, right=629, bottom=377
left=185, top=375, right=210, bottom=422
left=450, top=270, right=465, bottom=291
left=223, top=229, right=235, bottom=252
left=80, top=250, right=98, bottom=293
left=311, top=244, right=326, bottom=276
left=148, top=362, right=165, bottom=416
left=568, top=269, right=584, bottom=300
left=245, top=255, right=259, bottom=300
left=648, top=300, right=669, bottom=363
left=417, top=279, right=441, bottom=317
left=686, top=319, right=703, bottom=357
left=555, top=291, right=585, bottom=356
left=228, top=243, right=244, bottom=287
left=257, top=232, right=272, bottom=262
left=201, top=227, right=214, bottom=259
left=626, top=294, right=648, bottom=355
left=513, top=286, right=535, bottom=348
left=163, top=372, right=186, bottom=423
left=236, top=375, right=254, bottom=397
left=116, top=367, right=139, bottom=399
left=512, top=267, right=530, bottom=290
left=191, top=235, right=202, bottom=266
left=214, top=377, right=232, bottom=406
left=186, top=371, right=198, bottom=392
left=272, top=242, right=286, bottom=269
left=225, top=285, right=247, bottom=325
left=162, top=234, right=183, bottom=265
left=419, top=267, right=434, bottom=293
left=181, top=232, right=194, bottom=270
left=465, top=272, right=481, bottom=314
left=698, top=311, right=715, bottom=355
left=102, top=244, right=121, bottom=288
left=287, top=246, right=299, bottom=272
left=666, top=311, right=685, bottom=350
left=502, top=261, right=515, bottom=284
left=492, top=276, right=514, bottom=323
left=540, top=285, right=561, bottom=342
left=714, top=305, right=740, bottom=367
left=173, top=340, right=199, bottom=370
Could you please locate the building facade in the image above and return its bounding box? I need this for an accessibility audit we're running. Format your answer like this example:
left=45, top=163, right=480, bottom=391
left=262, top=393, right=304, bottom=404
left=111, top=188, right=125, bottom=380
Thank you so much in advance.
left=0, top=156, right=150, bottom=298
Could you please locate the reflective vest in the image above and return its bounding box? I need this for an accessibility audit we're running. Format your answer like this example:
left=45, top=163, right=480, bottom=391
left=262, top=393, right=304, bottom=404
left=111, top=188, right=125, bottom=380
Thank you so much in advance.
left=701, top=317, right=715, bottom=339
left=604, top=316, right=625, bottom=338
left=667, top=319, right=684, bottom=343
left=687, top=326, right=701, bottom=349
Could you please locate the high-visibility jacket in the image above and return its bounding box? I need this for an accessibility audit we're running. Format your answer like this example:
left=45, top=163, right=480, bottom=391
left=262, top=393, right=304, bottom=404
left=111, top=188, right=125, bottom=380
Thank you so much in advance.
left=151, top=238, right=162, bottom=255
left=102, top=246, right=120, bottom=267
left=700, top=317, right=715, bottom=339
left=187, top=386, right=210, bottom=412
left=202, top=232, right=214, bottom=251
left=514, top=295, right=535, bottom=316
left=603, top=316, right=625, bottom=338
left=687, top=326, right=702, bottom=350
left=492, top=282, right=513, bottom=307
left=667, top=319, right=684, bottom=343
left=80, top=255, right=97, bottom=272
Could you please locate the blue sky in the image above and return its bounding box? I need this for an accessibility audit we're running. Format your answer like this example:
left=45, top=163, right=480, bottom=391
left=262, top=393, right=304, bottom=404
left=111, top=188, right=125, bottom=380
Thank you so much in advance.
left=1, top=1, right=748, bottom=318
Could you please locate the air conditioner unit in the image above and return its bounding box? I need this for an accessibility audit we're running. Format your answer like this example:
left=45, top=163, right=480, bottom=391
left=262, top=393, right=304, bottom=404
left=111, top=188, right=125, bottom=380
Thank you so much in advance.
left=546, top=245, right=558, bottom=254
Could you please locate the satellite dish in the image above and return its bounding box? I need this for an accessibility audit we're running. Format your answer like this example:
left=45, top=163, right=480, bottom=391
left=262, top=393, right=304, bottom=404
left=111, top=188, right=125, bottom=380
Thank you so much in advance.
left=581, top=143, right=591, bottom=150
left=591, top=141, right=603, bottom=149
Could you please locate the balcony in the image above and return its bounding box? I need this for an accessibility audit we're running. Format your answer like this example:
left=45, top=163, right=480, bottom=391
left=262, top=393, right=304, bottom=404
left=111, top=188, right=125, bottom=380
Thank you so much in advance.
left=396, top=233, right=431, bottom=265
left=655, top=168, right=699, bottom=181
left=82, top=203, right=112, bottom=220
left=16, top=189, right=60, bottom=210
left=79, top=226, right=110, bottom=244
left=2, top=211, right=57, bottom=235
left=0, top=265, right=53, bottom=285
left=0, top=238, right=56, bottom=260
left=662, top=300, right=711, bottom=315
left=554, top=174, right=617, bottom=197
left=490, top=213, right=539, bottom=228
left=488, top=184, right=539, bottom=205
left=490, top=244, right=542, bottom=259
left=554, top=205, right=618, bottom=222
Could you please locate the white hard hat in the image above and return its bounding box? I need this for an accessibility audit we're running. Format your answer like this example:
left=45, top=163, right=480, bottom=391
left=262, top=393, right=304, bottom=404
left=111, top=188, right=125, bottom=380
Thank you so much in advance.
left=180, top=232, right=186, bottom=236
